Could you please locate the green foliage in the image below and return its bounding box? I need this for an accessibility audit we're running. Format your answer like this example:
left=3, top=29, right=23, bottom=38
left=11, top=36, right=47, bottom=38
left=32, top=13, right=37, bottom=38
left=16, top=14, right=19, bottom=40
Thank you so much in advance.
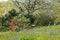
left=33, top=13, right=55, bottom=26
left=12, top=0, right=55, bottom=26
left=52, top=3, right=60, bottom=25
left=0, top=9, right=18, bottom=31
left=8, top=9, right=18, bottom=17
left=15, top=14, right=30, bottom=29
left=0, top=0, right=60, bottom=32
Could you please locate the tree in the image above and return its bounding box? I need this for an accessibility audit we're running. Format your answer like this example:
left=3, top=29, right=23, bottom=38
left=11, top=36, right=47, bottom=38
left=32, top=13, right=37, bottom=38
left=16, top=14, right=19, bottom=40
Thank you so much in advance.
left=11, top=0, right=54, bottom=26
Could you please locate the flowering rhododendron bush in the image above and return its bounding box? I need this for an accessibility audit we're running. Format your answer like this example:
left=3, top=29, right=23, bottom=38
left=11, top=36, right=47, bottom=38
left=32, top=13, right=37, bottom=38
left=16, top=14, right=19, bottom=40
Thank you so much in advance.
left=10, top=19, right=17, bottom=31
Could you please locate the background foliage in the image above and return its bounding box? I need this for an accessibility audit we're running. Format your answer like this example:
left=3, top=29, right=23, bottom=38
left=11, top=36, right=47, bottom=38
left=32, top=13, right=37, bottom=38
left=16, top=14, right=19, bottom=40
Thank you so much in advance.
left=0, top=0, right=60, bottom=31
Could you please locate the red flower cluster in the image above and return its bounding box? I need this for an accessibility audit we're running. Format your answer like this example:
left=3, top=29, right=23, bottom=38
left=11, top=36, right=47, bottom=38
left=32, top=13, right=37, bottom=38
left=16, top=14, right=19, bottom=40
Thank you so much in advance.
left=10, top=19, right=17, bottom=31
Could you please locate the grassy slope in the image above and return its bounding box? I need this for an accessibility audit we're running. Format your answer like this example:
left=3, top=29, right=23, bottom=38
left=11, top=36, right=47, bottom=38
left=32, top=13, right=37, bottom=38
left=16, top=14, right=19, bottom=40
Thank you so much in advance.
left=0, top=25, right=60, bottom=40
left=0, top=2, right=13, bottom=16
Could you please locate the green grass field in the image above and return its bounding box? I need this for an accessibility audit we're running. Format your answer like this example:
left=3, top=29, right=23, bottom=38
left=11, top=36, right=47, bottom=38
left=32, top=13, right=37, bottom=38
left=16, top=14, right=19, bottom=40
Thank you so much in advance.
left=0, top=25, right=60, bottom=40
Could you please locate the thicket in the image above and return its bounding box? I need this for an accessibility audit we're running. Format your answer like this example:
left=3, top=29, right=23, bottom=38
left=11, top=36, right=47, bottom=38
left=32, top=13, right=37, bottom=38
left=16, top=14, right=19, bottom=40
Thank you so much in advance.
left=0, top=0, right=60, bottom=31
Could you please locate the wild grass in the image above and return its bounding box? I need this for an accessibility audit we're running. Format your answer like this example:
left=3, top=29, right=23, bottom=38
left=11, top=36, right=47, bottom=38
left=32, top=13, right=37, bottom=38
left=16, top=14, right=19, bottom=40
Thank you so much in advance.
left=0, top=25, right=60, bottom=40
left=0, top=32, right=17, bottom=40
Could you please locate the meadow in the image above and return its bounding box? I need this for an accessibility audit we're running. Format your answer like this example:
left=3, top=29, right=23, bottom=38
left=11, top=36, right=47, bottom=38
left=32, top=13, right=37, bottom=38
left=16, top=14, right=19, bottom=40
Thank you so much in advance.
left=0, top=25, right=60, bottom=40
